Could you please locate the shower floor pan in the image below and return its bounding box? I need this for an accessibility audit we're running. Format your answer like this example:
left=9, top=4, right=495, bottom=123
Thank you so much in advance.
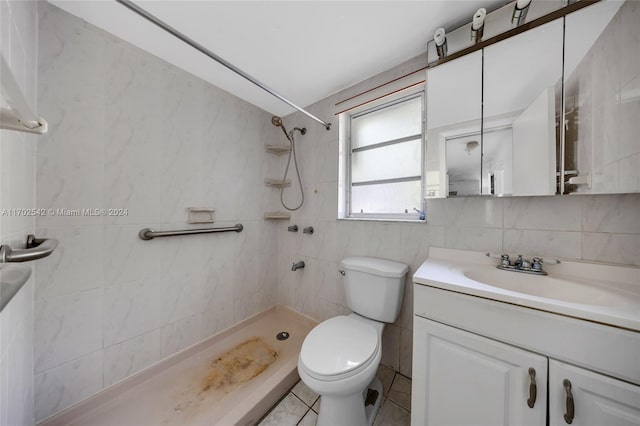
left=40, top=306, right=317, bottom=426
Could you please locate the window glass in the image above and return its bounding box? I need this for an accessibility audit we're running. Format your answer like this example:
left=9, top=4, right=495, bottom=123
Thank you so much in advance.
left=351, top=96, right=422, bottom=149
left=352, top=138, right=422, bottom=183
left=351, top=181, right=422, bottom=214
left=347, top=92, right=425, bottom=219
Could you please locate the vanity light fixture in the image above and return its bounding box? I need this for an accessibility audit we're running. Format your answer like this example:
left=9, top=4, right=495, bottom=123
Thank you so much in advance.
left=434, top=28, right=448, bottom=59
left=512, top=0, right=532, bottom=26
left=471, top=8, right=486, bottom=43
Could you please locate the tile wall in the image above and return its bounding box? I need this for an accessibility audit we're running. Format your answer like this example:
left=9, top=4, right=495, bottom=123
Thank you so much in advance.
left=0, top=0, right=38, bottom=424
left=33, top=4, right=283, bottom=422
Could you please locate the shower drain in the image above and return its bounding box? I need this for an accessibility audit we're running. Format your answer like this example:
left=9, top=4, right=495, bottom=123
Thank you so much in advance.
left=276, top=331, right=290, bottom=341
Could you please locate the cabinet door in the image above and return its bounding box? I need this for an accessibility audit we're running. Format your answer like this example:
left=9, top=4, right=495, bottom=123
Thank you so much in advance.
left=412, top=317, right=547, bottom=426
left=549, top=360, right=640, bottom=426
left=425, top=50, right=482, bottom=198
left=483, top=18, right=563, bottom=196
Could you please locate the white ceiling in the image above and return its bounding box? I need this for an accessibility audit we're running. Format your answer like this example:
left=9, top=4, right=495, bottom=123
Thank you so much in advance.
left=49, top=0, right=505, bottom=118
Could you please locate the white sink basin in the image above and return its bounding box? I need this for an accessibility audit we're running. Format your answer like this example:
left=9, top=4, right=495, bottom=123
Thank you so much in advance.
left=413, top=248, right=640, bottom=331
left=462, top=267, right=640, bottom=308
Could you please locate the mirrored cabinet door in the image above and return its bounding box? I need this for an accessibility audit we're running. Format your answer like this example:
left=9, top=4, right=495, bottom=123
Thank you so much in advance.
left=563, top=0, right=640, bottom=194
left=483, top=19, right=564, bottom=196
left=426, top=51, right=482, bottom=198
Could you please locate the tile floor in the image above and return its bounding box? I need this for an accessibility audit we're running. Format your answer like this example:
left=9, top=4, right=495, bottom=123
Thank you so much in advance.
left=258, top=365, right=411, bottom=426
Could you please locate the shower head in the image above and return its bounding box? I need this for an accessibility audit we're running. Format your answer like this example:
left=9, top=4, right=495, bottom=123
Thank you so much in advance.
left=272, top=116, right=292, bottom=142
left=272, top=116, right=305, bottom=138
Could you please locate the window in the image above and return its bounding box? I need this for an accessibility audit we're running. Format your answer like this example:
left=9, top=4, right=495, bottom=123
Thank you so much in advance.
left=346, top=93, right=425, bottom=220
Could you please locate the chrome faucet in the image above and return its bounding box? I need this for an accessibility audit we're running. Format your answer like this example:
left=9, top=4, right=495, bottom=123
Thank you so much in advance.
left=291, top=261, right=305, bottom=271
left=489, top=253, right=553, bottom=276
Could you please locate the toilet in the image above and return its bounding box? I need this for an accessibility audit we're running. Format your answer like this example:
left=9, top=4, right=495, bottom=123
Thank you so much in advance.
left=297, top=257, right=409, bottom=426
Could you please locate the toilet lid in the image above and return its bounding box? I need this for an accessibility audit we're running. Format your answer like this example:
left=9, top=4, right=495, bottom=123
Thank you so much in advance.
left=300, top=316, right=379, bottom=377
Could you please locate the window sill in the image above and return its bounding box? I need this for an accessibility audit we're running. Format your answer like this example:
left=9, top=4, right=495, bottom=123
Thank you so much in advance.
left=337, top=217, right=427, bottom=224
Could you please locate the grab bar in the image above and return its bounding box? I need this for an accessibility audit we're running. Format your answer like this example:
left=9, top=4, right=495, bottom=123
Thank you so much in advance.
left=138, top=224, right=243, bottom=240
left=0, top=235, right=58, bottom=263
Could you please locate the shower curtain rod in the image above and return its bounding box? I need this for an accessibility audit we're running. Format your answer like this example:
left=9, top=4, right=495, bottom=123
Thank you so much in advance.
left=115, top=0, right=331, bottom=131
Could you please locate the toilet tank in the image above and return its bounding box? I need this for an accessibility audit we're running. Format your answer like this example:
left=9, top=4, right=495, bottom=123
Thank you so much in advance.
left=341, top=257, right=409, bottom=323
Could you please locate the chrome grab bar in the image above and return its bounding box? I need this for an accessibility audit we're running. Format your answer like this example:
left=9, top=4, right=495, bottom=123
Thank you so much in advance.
left=0, top=234, right=59, bottom=263
left=139, top=224, right=243, bottom=240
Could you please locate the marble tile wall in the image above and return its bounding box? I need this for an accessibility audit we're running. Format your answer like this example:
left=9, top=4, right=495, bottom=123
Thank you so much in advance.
left=33, top=4, right=280, bottom=422
left=0, top=0, right=38, bottom=424
left=277, top=65, right=640, bottom=381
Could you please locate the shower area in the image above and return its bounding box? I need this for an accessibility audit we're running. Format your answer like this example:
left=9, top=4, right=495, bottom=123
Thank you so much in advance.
left=0, top=2, right=332, bottom=423
left=38, top=308, right=316, bottom=426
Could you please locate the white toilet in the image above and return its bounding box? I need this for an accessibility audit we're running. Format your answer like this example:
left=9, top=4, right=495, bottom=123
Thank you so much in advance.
left=297, top=257, right=409, bottom=426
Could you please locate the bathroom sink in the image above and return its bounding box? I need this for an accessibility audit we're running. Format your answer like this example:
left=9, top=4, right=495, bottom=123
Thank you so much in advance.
left=413, top=248, right=640, bottom=331
left=462, top=267, right=640, bottom=308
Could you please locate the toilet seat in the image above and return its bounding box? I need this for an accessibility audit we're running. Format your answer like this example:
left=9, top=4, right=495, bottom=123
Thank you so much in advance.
left=299, top=316, right=380, bottom=381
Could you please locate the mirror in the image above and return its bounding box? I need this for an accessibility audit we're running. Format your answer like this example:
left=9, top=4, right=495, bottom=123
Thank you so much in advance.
left=563, top=0, right=640, bottom=194
left=483, top=19, right=563, bottom=196
left=426, top=51, right=482, bottom=198
left=425, top=0, right=640, bottom=198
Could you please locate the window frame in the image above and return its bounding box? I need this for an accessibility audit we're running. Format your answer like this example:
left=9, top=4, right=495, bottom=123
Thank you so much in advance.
left=345, top=91, right=426, bottom=221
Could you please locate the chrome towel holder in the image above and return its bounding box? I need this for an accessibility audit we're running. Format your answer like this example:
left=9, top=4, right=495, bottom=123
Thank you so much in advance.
left=138, top=224, right=243, bottom=240
left=0, top=235, right=58, bottom=263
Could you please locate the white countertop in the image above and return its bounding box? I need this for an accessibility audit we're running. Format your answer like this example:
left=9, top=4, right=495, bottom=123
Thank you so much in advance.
left=413, top=248, right=640, bottom=332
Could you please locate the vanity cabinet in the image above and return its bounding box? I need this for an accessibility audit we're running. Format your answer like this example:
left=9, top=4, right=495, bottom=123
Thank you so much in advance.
left=549, top=360, right=640, bottom=426
left=413, top=317, right=640, bottom=426
left=412, top=283, right=640, bottom=426
left=412, top=316, right=547, bottom=426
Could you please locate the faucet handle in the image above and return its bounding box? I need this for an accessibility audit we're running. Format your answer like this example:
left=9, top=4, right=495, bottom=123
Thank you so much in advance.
left=532, top=257, right=543, bottom=271
left=500, top=254, right=511, bottom=266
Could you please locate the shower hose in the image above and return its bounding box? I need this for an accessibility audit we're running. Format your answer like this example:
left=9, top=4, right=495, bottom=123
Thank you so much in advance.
left=280, top=130, right=304, bottom=211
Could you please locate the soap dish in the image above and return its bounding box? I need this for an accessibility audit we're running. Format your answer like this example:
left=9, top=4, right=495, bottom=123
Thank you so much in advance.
left=263, top=212, right=291, bottom=220
left=187, top=207, right=215, bottom=224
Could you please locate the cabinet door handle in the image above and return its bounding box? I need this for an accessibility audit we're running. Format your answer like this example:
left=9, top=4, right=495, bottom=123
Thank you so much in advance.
left=563, top=379, right=574, bottom=424
left=527, top=367, right=537, bottom=408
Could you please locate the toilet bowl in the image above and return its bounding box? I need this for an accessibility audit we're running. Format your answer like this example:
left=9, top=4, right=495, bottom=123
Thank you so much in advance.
left=297, top=257, right=408, bottom=426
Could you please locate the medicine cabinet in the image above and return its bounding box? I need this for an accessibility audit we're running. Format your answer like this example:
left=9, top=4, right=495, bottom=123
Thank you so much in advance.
left=425, top=0, right=639, bottom=198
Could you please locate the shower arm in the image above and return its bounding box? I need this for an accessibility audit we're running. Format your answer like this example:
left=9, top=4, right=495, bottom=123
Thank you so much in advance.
left=115, top=0, right=332, bottom=131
